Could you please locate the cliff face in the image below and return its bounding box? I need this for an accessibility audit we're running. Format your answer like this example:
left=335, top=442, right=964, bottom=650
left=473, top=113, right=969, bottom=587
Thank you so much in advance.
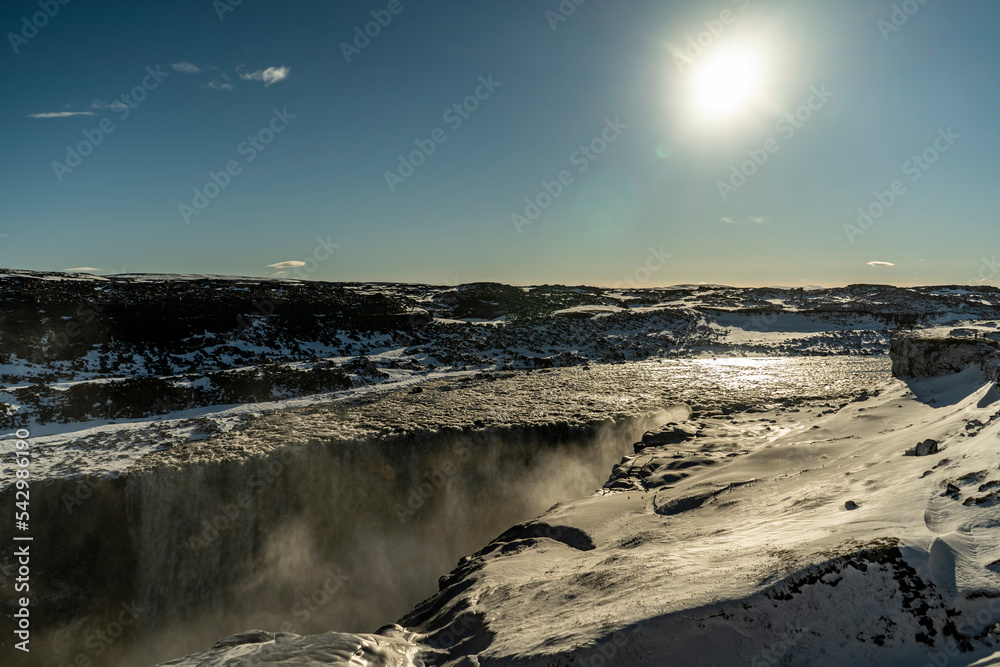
left=890, top=334, right=1000, bottom=382
left=4, top=397, right=664, bottom=667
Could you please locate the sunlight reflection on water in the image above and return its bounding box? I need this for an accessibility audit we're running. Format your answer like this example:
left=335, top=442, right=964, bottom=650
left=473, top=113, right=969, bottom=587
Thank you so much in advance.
left=612, top=356, right=891, bottom=405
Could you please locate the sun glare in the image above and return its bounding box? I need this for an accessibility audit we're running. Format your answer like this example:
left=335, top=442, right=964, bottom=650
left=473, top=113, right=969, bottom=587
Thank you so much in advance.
left=691, top=48, right=764, bottom=119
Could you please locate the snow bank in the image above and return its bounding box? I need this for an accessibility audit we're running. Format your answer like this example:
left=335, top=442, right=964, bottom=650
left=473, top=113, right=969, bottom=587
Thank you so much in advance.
left=391, top=370, right=1000, bottom=666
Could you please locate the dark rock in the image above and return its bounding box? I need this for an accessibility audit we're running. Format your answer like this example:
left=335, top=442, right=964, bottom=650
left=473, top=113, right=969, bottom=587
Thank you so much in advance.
left=634, top=423, right=699, bottom=452
left=212, top=630, right=275, bottom=648
left=906, top=439, right=939, bottom=457
left=891, top=334, right=1000, bottom=379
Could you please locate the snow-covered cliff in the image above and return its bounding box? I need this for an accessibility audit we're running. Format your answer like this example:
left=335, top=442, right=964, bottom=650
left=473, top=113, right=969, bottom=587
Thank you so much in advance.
left=891, top=333, right=1000, bottom=383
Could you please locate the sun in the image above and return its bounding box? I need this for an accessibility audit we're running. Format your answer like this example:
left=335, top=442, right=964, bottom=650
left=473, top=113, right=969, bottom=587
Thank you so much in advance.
left=691, top=48, right=764, bottom=119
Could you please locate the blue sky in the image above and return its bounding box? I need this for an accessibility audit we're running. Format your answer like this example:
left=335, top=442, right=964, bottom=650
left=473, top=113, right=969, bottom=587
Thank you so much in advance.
left=1, top=0, right=997, bottom=286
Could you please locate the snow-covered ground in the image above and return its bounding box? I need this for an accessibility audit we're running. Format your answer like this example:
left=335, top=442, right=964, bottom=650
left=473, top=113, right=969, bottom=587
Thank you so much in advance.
left=5, top=270, right=997, bottom=490
left=5, top=271, right=1000, bottom=667
left=3, top=272, right=1000, bottom=442
left=1, top=357, right=886, bottom=490
left=156, top=349, right=1000, bottom=667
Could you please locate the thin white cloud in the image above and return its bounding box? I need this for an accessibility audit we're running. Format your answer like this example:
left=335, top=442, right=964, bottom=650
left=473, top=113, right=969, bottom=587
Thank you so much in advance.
left=239, top=66, right=291, bottom=87
left=64, top=267, right=100, bottom=272
left=172, top=61, right=201, bottom=74
left=198, top=69, right=235, bottom=91
left=205, top=65, right=231, bottom=81
left=171, top=63, right=293, bottom=90
left=267, top=261, right=306, bottom=269
left=721, top=216, right=766, bottom=225
left=28, top=111, right=96, bottom=119
left=90, top=99, right=128, bottom=111
left=867, top=261, right=896, bottom=268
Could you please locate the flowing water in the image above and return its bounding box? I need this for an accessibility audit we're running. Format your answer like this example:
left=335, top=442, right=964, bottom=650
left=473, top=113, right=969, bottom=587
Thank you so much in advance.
left=15, top=356, right=892, bottom=666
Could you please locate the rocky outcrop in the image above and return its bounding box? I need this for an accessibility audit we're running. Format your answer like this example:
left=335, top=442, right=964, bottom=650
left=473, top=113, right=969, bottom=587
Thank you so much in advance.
left=890, top=333, right=1000, bottom=381
left=633, top=419, right=698, bottom=453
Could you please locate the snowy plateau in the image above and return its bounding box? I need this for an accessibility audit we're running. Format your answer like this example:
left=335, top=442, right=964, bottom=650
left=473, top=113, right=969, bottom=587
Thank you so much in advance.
left=3, top=270, right=1000, bottom=666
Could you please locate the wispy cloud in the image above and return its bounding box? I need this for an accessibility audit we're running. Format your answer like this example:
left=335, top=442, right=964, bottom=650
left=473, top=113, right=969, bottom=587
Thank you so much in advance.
left=867, top=261, right=895, bottom=268
left=28, top=111, right=96, bottom=119
left=239, top=66, right=291, bottom=87
left=267, top=261, right=305, bottom=269
left=209, top=70, right=234, bottom=91
left=721, top=216, right=766, bottom=225
left=90, top=99, right=128, bottom=111
left=168, top=62, right=291, bottom=90
left=32, top=97, right=130, bottom=120
left=64, top=267, right=100, bottom=272
left=172, top=61, right=201, bottom=74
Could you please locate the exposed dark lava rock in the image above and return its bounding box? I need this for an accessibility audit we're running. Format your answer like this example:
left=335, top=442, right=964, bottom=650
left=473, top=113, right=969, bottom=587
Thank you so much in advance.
left=634, top=423, right=699, bottom=452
